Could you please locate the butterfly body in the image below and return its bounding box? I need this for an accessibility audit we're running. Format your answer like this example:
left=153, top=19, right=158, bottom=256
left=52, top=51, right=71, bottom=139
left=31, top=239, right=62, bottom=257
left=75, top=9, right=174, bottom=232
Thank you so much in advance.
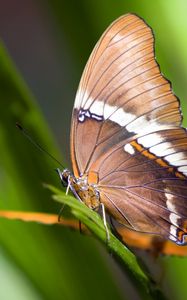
left=60, top=169, right=100, bottom=209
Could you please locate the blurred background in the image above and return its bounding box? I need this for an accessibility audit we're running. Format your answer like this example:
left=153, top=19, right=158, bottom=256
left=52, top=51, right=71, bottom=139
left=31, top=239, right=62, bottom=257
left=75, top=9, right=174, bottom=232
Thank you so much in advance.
left=0, top=0, right=187, bottom=299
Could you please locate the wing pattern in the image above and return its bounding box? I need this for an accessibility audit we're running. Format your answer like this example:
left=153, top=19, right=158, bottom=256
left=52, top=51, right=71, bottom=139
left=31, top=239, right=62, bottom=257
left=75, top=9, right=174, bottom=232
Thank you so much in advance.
left=96, top=128, right=187, bottom=244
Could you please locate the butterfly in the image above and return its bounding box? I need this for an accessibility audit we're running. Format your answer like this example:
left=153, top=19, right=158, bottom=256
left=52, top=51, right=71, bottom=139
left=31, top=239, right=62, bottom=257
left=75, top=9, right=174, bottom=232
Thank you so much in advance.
left=58, top=13, right=187, bottom=245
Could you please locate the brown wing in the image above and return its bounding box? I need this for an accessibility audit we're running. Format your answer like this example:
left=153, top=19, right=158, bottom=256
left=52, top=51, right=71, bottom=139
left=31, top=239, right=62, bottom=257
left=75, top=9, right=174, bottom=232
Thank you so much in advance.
left=92, top=128, right=187, bottom=244
left=70, top=13, right=181, bottom=177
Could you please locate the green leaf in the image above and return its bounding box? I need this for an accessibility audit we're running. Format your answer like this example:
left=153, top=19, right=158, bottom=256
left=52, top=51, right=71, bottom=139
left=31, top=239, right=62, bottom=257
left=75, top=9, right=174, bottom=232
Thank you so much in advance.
left=46, top=184, right=168, bottom=300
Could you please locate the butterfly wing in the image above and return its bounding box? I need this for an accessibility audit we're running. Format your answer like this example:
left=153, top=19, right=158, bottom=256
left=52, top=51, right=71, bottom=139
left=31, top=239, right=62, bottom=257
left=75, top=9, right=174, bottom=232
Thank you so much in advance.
left=70, top=13, right=187, bottom=244
left=92, top=128, right=187, bottom=244
left=70, top=13, right=181, bottom=177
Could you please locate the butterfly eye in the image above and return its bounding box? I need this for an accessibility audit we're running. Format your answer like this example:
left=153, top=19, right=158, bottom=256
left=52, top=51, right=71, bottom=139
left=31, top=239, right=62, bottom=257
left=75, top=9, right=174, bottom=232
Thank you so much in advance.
left=61, top=177, right=68, bottom=187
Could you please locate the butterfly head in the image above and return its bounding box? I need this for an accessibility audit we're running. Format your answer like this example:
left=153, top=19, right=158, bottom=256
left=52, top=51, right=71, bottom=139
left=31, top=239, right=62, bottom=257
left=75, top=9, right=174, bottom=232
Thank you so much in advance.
left=57, top=168, right=71, bottom=187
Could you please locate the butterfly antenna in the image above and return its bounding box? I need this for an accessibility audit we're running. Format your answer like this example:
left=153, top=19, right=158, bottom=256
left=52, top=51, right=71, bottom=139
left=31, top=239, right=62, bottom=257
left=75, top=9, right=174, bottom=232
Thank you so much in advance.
left=16, top=122, right=65, bottom=169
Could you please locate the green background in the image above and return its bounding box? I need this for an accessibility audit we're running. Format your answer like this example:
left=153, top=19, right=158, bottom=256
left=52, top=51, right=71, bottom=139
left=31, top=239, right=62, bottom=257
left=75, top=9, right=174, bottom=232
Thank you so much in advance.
left=0, top=0, right=187, bottom=299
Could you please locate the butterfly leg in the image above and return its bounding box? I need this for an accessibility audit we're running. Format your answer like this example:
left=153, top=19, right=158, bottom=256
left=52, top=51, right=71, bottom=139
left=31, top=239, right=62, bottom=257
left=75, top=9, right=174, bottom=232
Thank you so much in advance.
left=55, top=169, right=65, bottom=221
left=66, top=175, right=71, bottom=195
left=58, top=204, right=65, bottom=222
left=100, top=203, right=110, bottom=243
left=56, top=168, right=63, bottom=182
